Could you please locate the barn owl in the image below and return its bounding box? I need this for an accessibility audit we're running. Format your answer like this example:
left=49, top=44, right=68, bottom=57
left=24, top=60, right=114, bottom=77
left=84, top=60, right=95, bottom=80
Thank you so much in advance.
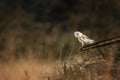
left=74, top=31, right=95, bottom=47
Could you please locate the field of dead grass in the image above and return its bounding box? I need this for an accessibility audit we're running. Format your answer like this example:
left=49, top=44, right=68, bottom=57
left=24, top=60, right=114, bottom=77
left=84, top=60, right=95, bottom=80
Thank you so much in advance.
left=0, top=59, right=55, bottom=80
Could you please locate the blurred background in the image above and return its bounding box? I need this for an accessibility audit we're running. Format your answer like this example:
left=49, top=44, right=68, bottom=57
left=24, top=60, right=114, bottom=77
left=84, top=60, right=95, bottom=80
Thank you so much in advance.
left=0, top=0, right=120, bottom=61
left=0, top=0, right=120, bottom=80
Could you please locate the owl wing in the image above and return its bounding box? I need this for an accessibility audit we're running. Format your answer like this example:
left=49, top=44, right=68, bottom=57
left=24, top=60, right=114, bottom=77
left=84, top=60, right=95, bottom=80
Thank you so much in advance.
left=80, top=35, right=90, bottom=41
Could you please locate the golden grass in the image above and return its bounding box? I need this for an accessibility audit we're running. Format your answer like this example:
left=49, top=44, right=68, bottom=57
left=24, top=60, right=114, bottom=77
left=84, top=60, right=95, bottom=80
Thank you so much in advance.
left=0, top=59, right=54, bottom=80
left=0, top=47, right=120, bottom=80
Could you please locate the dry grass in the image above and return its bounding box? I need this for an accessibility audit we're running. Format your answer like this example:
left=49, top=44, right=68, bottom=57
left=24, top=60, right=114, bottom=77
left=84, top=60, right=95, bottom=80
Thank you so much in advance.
left=0, top=59, right=54, bottom=80
left=0, top=45, right=120, bottom=80
left=54, top=45, right=120, bottom=80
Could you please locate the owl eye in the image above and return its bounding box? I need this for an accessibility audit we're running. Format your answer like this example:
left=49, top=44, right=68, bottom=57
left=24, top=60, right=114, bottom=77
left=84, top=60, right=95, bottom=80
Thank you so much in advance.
left=76, top=33, right=79, bottom=36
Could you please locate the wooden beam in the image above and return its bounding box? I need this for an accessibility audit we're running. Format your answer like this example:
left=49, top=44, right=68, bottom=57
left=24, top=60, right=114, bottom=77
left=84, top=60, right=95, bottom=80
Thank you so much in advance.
left=81, top=36, right=120, bottom=51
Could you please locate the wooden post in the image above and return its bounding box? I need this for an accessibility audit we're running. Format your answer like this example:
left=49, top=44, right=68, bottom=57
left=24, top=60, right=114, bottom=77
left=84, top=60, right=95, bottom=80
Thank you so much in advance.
left=81, top=36, right=120, bottom=51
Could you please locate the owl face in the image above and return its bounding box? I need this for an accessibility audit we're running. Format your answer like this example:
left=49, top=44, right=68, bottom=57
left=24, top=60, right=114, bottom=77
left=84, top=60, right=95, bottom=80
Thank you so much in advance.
left=74, top=31, right=83, bottom=38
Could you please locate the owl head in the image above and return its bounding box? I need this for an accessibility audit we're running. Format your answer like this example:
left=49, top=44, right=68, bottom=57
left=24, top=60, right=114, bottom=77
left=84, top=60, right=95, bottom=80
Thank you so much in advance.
left=74, top=31, right=83, bottom=38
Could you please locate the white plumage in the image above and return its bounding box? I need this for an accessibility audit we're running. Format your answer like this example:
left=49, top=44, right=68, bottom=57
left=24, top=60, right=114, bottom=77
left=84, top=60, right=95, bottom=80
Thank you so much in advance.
left=74, top=31, right=95, bottom=47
